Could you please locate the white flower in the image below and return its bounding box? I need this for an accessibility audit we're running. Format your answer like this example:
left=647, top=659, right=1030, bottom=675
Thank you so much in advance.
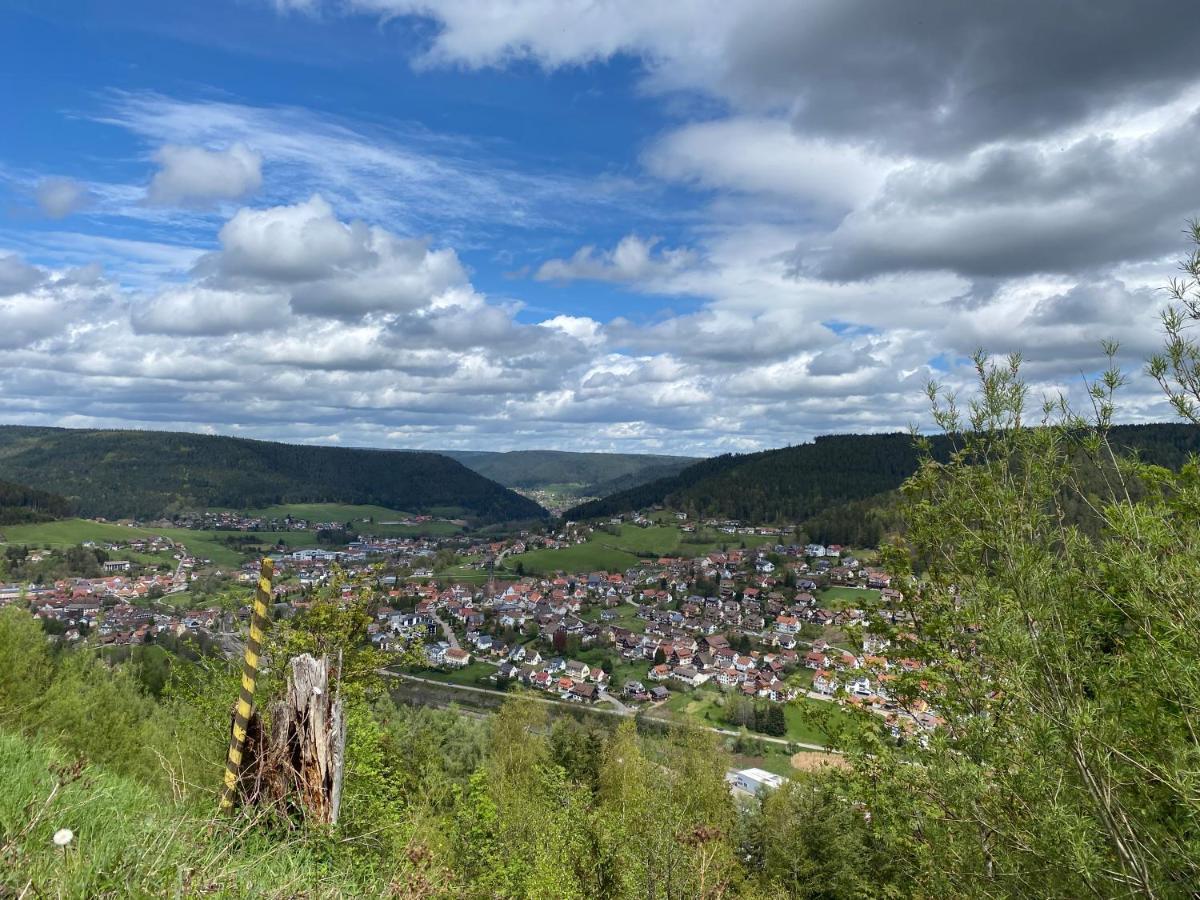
left=52, top=828, right=74, bottom=847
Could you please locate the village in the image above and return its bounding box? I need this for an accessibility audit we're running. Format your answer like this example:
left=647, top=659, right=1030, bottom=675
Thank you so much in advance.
left=0, top=510, right=940, bottom=750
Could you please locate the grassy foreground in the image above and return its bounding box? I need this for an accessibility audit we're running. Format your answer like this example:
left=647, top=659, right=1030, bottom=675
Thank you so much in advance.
left=0, top=730, right=384, bottom=898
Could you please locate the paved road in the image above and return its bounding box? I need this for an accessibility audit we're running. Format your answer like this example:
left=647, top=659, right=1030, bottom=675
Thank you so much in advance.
left=381, top=669, right=832, bottom=753
left=597, top=689, right=631, bottom=713
left=429, top=610, right=460, bottom=649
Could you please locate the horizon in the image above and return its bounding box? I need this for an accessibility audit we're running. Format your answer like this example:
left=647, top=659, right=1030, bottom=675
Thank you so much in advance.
left=3, top=2, right=1199, bottom=455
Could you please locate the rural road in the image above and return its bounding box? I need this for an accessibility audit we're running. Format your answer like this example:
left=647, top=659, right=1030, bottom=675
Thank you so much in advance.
left=381, top=669, right=831, bottom=752
left=429, top=611, right=460, bottom=649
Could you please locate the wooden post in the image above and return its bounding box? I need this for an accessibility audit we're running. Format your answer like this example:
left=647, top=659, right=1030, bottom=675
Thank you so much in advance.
left=219, top=557, right=273, bottom=813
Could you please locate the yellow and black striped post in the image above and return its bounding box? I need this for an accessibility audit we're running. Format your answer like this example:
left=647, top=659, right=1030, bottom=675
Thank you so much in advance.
left=219, top=557, right=274, bottom=813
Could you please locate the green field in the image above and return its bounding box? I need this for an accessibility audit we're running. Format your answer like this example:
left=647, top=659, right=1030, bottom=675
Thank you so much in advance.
left=0, top=519, right=269, bottom=568
left=502, top=523, right=777, bottom=576
left=658, top=686, right=843, bottom=747
left=817, top=586, right=881, bottom=608
left=502, top=542, right=641, bottom=576
left=243, top=504, right=463, bottom=537
left=415, top=661, right=499, bottom=686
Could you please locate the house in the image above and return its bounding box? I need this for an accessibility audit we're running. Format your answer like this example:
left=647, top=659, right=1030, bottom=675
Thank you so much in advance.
left=623, top=680, right=650, bottom=701
left=648, top=686, right=670, bottom=702
left=671, top=665, right=707, bottom=687
left=564, top=659, right=590, bottom=679
left=726, top=767, right=788, bottom=797
left=444, top=647, right=471, bottom=668
left=569, top=682, right=598, bottom=703
left=804, top=650, right=828, bottom=670
left=648, top=663, right=671, bottom=682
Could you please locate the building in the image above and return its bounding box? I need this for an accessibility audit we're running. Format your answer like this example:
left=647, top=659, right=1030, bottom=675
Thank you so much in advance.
left=726, top=767, right=788, bottom=797
left=444, top=647, right=472, bottom=668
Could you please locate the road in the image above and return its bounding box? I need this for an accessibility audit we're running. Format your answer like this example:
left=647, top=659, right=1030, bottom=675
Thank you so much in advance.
left=381, top=669, right=832, bottom=753
left=429, top=610, right=460, bottom=649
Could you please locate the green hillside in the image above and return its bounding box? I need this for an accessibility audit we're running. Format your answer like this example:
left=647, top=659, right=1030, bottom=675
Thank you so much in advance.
left=0, top=426, right=545, bottom=524
left=0, top=478, right=69, bottom=525
left=566, top=423, right=1200, bottom=528
left=440, top=449, right=694, bottom=492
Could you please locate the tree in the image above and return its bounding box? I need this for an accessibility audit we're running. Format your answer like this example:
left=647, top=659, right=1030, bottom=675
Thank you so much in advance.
left=653, top=647, right=666, bottom=666
left=833, top=348, right=1200, bottom=897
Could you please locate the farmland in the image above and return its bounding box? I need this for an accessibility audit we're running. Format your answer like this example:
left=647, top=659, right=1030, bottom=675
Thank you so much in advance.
left=501, top=522, right=779, bottom=576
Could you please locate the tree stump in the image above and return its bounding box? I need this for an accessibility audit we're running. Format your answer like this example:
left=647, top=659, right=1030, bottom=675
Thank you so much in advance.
left=257, top=653, right=347, bottom=825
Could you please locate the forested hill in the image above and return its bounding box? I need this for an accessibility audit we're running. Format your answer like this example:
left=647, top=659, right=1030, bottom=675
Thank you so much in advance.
left=565, top=423, right=1200, bottom=525
left=0, top=427, right=546, bottom=523
left=437, top=449, right=695, bottom=493
left=0, top=478, right=69, bottom=526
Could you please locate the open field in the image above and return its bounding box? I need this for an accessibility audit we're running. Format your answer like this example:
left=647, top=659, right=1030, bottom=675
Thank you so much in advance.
left=245, top=502, right=414, bottom=521
left=502, top=523, right=779, bottom=576
left=501, top=542, right=641, bottom=576
left=0, top=518, right=253, bottom=566
left=241, top=503, right=464, bottom=536
left=414, top=661, right=500, bottom=687
left=817, top=585, right=882, bottom=608
left=659, top=686, right=847, bottom=746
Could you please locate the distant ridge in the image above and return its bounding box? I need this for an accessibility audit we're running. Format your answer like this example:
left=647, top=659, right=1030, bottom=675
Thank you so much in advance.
left=435, top=449, right=695, bottom=494
left=0, top=426, right=546, bottom=523
left=564, top=423, right=1200, bottom=528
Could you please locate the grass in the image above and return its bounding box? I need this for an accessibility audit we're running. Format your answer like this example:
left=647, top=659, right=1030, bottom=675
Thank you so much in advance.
left=502, top=522, right=778, bottom=576
left=501, top=542, right=640, bottom=576
left=654, top=684, right=842, bottom=748
left=0, top=518, right=248, bottom=566
left=817, top=586, right=881, bottom=609
left=0, top=729, right=386, bottom=897
left=244, top=502, right=415, bottom=522
left=416, top=661, right=499, bottom=686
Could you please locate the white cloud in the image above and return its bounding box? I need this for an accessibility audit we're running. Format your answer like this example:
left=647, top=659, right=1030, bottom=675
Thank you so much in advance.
left=0, top=254, right=44, bottom=296
left=645, top=118, right=892, bottom=209
left=535, top=235, right=696, bottom=284
left=131, top=286, right=288, bottom=336
left=35, top=177, right=92, bottom=218
left=146, top=143, right=263, bottom=207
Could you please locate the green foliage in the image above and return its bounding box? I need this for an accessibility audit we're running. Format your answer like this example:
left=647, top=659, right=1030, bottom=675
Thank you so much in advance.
left=0, top=477, right=69, bottom=524
left=568, top=417, right=1200, bottom=539
left=0, top=605, right=52, bottom=725
left=0, top=425, right=545, bottom=523
left=834, top=352, right=1200, bottom=897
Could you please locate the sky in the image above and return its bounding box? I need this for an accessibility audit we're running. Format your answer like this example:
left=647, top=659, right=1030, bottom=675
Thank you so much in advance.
left=2, top=0, right=1199, bottom=455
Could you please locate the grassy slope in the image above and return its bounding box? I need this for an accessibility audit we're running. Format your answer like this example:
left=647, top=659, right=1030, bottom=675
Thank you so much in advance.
left=0, top=730, right=380, bottom=898
left=0, top=519, right=250, bottom=568
left=502, top=523, right=776, bottom=576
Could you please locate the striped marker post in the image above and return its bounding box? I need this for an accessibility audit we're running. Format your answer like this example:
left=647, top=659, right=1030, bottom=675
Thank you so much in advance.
left=219, top=557, right=274, bottom=813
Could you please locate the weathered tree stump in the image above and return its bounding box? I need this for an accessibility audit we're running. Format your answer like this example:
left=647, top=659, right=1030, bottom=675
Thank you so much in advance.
left=254, top=653, right=347, bottom=825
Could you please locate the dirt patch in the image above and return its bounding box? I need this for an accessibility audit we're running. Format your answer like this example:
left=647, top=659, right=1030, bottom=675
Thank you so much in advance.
left=789, top=751, right=851, bottom=773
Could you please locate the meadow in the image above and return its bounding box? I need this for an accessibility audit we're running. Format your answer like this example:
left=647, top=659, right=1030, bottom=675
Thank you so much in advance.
left=501, top=523, right=779, bottom=576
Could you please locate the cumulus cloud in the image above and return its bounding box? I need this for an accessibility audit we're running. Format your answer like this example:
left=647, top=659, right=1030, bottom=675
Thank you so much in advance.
left=4, top=5, right=1197, bottom=452
left=645, top=117, right=891, bottom=209
left=146, top=143, right=263, bottom=206
left=0, top=254, right=45, bottom=297
left=35, top=177, right=92, bottom=218
left=131, top=286, right=288, bottom=336
left=191, top=195, right=470, bottom=318
left=535, top=235, right=696, bottom=284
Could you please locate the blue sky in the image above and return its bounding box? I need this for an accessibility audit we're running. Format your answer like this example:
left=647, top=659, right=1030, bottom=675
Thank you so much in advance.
left=1, top=1, right=1198, bottom=454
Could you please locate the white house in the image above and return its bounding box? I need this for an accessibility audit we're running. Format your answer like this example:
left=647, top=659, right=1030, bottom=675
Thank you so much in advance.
left=726, top=768, right=788, bottom=797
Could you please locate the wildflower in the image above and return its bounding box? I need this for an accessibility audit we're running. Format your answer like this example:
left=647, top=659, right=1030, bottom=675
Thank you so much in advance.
left=52, top=828, right=74, bottom=847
